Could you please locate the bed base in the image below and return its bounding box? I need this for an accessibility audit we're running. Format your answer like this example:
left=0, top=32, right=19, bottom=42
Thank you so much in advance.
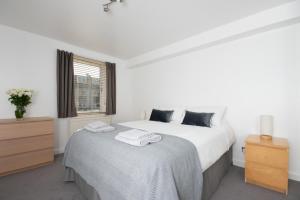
left=202, top=146, right=233, bottom=200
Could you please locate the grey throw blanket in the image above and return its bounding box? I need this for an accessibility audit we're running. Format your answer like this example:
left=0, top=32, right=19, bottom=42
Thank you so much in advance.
left=63, top=124, right=203, bottom=200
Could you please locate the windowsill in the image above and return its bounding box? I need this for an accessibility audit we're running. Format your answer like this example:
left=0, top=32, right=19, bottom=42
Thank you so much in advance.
left=73, top=112, right=107, bottom=119
left=78, top=111, right=105, bottom=114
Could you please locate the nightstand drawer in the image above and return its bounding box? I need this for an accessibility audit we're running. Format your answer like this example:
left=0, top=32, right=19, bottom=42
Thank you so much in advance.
left=246, top=162, right=288, bottom=193
left=0, top=120, right=53, bottom=140
left=0, top=149, right=54, bottom=175
left=246, top=144, right=288, bottom=169
left=0, top=134, right=53, bottom=157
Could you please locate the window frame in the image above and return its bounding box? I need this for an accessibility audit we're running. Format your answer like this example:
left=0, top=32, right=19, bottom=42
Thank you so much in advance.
left=73, top=55, right=106, bottom=115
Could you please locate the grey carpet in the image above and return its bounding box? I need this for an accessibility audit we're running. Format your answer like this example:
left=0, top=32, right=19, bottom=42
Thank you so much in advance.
left=0, top=155, right=299, bottom=200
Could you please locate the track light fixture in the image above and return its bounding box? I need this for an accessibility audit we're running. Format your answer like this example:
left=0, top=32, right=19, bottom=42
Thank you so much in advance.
left=103, top=0, right=123, bottom=12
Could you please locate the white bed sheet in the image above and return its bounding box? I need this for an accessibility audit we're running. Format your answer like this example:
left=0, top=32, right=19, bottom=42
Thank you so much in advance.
left=119, top=120, right=235, bottom=171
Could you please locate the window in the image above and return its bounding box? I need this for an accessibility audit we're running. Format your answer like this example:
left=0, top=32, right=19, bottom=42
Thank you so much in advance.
left=73, top=56, right=106, bottom=113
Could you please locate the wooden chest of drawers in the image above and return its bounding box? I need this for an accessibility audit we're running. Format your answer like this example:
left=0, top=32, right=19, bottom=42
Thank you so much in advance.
left=245, top=135, right=289, bottom=194
left=0, top=117, right=54, bottom=176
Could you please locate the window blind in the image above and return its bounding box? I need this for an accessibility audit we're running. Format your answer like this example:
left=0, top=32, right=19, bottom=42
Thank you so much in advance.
left=73, top=56, right=106, bottom=113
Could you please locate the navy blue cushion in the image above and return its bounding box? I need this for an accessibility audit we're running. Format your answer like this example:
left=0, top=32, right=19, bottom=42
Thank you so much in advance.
left=182, top=111, right=214, bottom=127
left=149, top=109, right=174, bottom=123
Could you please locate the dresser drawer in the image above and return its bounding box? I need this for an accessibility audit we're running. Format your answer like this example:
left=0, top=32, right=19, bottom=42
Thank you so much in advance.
left=246, top=144, right=288, bottom=169
left=246, top=162, right=288, bottom=192
left=0, top=120, right=53, bottom=140
left=0, top=149, right=54, bottom=175
left=0, top=135, right=53, bottom=157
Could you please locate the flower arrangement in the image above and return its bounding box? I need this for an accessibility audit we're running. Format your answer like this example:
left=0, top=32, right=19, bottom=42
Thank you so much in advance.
left=6, top=88, right=34, bottom=119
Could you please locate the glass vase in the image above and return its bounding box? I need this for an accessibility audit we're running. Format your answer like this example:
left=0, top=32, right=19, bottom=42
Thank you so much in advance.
left=15, top=106, right=26, bottom=119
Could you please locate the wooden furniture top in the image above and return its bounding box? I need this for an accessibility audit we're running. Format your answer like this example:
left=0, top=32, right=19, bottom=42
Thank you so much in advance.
left=246, top=135, right=289, bottom=149
left=0, top=117, right=53, bottom=124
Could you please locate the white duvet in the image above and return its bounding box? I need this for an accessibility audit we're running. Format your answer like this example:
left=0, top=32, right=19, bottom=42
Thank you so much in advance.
left=119, top=120, right=235, bottom=171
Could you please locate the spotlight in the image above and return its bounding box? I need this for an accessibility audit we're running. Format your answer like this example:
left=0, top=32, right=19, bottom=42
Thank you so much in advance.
left=102, top=0, right=123, bottom=12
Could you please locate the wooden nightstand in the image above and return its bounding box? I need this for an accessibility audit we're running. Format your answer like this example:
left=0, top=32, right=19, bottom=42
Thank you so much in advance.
left=245, top=135, right=289, bottom=194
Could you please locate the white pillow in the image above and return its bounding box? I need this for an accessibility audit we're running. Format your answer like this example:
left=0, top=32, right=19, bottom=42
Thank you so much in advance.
left=156, top=106, right=185, bottom=123
left=144, top=109, right=153, bottom=120
left=185, top=106, right=227, bottom=127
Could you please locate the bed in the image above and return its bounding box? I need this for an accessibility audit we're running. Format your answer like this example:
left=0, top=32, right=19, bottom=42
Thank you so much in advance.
left=63, top=120, right=235, bottom=200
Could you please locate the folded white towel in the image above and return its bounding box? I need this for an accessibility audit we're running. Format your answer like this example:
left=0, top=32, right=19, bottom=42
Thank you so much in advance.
left=147, top=134, right=162, bottom=143
left=115, top=134, right=162, bottom=147
left=117, top=129, right=154, bottom=140
left=84, top=126, right=115, bottom=133
left=86, top=121, right=108, bottom=129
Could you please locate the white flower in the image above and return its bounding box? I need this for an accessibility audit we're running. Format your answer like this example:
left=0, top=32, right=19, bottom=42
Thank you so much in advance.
left=6, top=88, right=34, bottom=97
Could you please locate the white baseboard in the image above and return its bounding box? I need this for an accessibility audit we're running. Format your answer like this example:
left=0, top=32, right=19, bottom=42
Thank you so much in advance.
left=232, top=159, right=300, bottom=181
left=289, top=172, right=300, bottom=182
left=233, top=159, right=245, bottom=168
left=54, top=147, right=65, bottom=155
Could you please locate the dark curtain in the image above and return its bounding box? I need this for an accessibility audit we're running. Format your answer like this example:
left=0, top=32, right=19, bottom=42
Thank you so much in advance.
left=106, top=62, right=116, bottom=115
left=57, top=49, right=77, bottom=118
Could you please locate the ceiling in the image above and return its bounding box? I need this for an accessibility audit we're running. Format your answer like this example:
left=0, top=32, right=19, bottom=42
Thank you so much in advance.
left=0, top=0, right=293, bottom=59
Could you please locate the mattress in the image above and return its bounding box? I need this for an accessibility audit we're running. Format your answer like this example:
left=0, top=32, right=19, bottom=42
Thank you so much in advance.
left=120, top=120, right=235, bottom=171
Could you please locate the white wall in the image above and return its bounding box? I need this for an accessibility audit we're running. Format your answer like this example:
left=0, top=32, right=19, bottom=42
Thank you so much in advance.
left=127, top=1, right=300, bottom=68
left=129, top=23, right=300, bottom=180
left=0, top=24, right=134, bottom=153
